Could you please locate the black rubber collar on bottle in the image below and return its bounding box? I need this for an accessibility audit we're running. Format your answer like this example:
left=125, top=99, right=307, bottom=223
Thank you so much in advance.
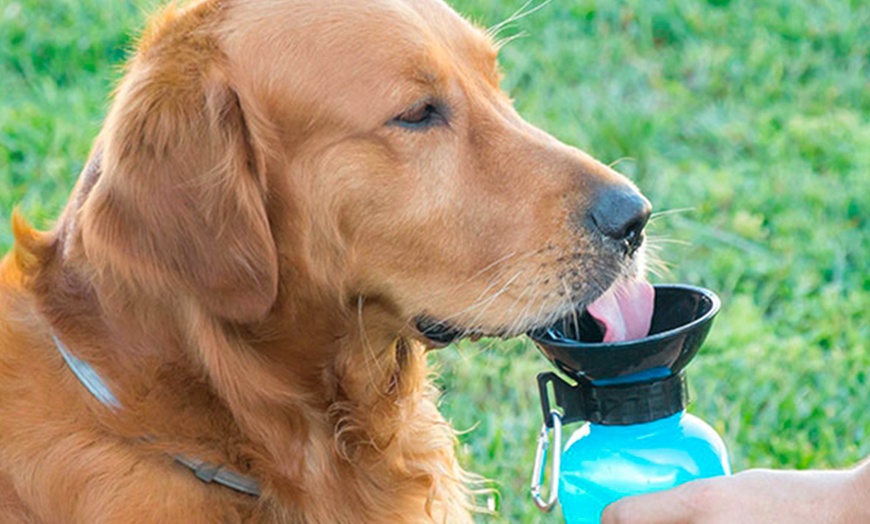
left=537, top=371, right=688, bottom=427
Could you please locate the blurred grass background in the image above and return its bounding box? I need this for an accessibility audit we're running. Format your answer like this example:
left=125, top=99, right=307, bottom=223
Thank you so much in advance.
left=1, top=0, right=868, bottom=522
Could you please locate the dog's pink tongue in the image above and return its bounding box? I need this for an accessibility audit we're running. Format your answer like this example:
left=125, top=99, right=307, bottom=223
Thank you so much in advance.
left=586, top=281, right=655, bottom=343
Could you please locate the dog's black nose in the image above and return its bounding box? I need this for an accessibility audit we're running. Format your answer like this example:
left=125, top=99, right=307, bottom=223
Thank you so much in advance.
left=589, top=186, right=651, bottom=250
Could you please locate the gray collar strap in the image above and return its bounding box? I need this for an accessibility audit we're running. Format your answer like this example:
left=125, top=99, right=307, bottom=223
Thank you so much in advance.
left=53, top=335, right=262, bottom=497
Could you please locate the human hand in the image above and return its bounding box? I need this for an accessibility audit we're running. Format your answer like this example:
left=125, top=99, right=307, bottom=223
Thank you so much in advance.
left=600, top=465, right=870, bottom=524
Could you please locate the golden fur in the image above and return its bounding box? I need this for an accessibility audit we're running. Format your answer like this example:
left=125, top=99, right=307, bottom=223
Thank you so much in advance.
left=0, top=0, right=647, bottom=522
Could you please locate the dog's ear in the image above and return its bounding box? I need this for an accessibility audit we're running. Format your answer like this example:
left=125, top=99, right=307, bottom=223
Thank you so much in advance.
left=80, top=56, right=278, bottom=323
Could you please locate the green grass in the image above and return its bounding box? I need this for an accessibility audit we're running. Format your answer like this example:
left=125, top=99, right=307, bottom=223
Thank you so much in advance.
left=2, top=0, right=868, bottom=522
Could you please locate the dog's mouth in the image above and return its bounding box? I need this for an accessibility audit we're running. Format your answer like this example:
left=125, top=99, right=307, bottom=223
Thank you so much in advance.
left=415, top=279, right=655, bottom=346
left=414, top=317, right=482, bottom=346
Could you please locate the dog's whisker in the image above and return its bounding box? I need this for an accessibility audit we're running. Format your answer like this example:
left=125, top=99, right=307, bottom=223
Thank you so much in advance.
left=608, top=156, right=636, bottom=169
left=457, top=250, right=520, bottom=287
left=464, top=269, right=526, bottom=333
left=486, top=0, right=552, bottom=40
left=558, top=276, right=581, bottom=337
left=510, top=282, right=543, bottom=336
left=516, top=275, right=547, bottom=333
left=500, top=269, right=541, bottom=335
left=464, top=272, right=525, bottom=332
left=431, top=273, right=518, bottom=327
left=417, top=248, right=538, bottom=305
left=424, top=247, right=550, bottom=328
left=531, top=283, right=556, bottom=332
left=648, top=207, right=696, bottom=222
left=493, top=31, right=528, bottom=50
left=644, top=251, right=673, bottom=279
left=645, top=237, right=692, bottom=247
left=645, top=263, right=670, bottom=280
left=511, top=266, right=552, bottom=335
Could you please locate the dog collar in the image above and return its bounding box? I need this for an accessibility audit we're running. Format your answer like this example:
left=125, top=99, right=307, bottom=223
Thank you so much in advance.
left=53, top=335, right=262, bottom=497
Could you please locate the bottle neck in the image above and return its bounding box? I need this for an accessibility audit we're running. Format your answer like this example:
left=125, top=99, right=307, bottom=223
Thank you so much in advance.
left=537, top=371, right=689, bottom=427
left=586, top=410, right=686, bottom=437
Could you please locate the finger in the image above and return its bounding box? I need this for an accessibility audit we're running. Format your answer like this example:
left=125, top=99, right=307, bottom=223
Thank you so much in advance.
left=601, top=487, right=695, bottom=524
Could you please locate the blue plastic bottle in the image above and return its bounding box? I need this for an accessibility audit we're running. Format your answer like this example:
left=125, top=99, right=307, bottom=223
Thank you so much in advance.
left=533, top=370, right=730, bottom=523
left=559, top=410, right=730, bottom=522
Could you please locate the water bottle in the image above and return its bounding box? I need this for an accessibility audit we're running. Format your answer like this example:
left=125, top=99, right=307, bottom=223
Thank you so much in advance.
left=529, top=284, right=731, bottom=523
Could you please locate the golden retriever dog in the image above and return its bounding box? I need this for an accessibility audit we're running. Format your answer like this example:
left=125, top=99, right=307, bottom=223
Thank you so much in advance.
left=0, top=0, right=651, bottom=522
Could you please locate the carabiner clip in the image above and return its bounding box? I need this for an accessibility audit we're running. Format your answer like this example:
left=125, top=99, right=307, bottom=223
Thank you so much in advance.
left=530, top=410, right=562, bottom=512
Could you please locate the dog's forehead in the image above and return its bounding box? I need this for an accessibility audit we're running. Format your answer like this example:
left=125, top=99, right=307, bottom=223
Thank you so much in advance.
left=223, top=0, right=497, bottom=125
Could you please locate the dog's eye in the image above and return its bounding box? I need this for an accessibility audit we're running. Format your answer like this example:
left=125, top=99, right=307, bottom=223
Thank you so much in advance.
left=390, top=100, right=444, bottom=130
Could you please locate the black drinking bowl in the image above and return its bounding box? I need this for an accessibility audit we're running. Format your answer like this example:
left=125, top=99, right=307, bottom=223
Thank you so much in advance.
left=529, top=284, right=720, bottom=382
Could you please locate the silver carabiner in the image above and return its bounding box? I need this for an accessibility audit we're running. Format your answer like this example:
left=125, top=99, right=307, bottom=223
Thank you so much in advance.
left=530, top=410, right=562, bottom=512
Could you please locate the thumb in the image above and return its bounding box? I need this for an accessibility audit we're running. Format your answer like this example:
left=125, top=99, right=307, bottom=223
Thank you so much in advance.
left=601, top=485, right=697, bottom=524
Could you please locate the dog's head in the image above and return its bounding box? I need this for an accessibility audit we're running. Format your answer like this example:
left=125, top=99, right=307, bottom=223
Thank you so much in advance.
left=78, top=0, right=650, bottom=343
